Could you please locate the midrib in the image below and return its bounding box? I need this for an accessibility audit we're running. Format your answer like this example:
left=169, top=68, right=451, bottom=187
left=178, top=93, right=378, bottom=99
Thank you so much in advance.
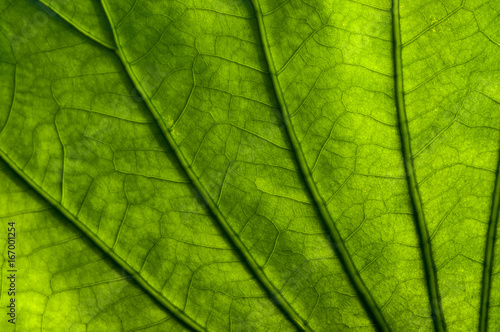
left=391, top=1, right=446, bottom=331
left=250, top=0, right=390, bottom=331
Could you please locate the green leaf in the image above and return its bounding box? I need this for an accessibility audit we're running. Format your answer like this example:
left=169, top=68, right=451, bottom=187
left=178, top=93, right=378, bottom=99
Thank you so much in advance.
left=0, top=0, right=499, bottom=331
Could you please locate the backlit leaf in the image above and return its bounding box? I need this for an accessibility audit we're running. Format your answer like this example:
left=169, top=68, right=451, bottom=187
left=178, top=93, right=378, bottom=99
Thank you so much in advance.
left=0, top=0, right=499, bottom=331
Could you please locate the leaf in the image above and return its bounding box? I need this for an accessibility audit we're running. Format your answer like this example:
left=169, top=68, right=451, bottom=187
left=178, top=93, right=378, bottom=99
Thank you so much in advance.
left=0, top=0, right=499, bottom=331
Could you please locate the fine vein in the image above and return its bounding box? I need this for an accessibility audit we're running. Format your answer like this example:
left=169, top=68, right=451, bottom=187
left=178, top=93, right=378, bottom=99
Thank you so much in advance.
left=99, top=1, right=311, bottom=331
left=391, top=1, right=446, bottom=331
left=479, top=154, right=500, bottom=331
left=250, top=1, right=390, bottom=331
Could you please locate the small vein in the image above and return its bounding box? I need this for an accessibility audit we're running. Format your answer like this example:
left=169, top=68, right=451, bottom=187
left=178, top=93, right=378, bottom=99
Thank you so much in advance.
left=277, top=24, right=327, bottom=75
left=429, top=199, right=460, bottom=240
left=402, top=1, right=464, bottom=48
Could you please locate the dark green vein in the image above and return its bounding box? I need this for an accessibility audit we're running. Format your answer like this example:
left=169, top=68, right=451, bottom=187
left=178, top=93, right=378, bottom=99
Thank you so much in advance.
left=479, top=153, right=500, bottom=331
left=250, top=1, right=390, bottom=331
left=99, top=1, right=311, bottom=331
left=391, top=1, right=446, bottom=331
left=0, top=150, right=204, bottom=332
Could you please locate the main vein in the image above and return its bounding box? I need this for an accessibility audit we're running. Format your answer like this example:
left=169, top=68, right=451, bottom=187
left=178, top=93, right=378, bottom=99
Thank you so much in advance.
left=391, top=1, right=446, bottom=331
left=479, top=154, right=500, bottom=331
left=250, top=1, right=390, bottom=331
left=99, top=1, right=311, bottom=331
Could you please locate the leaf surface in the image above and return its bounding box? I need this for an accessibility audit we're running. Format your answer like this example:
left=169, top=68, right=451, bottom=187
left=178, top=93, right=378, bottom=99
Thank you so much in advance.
left=0, top=0, right=499, bottom=331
